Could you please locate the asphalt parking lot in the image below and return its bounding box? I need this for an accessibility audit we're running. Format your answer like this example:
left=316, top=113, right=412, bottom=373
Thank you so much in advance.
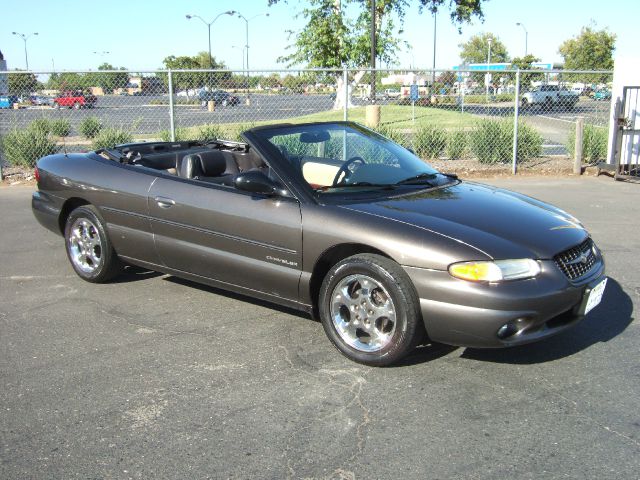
left=1, top=176, right=638, bottom=479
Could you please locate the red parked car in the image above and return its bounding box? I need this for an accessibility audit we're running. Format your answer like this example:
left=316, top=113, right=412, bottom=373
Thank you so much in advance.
left=52, top=90, right=97, bottom=109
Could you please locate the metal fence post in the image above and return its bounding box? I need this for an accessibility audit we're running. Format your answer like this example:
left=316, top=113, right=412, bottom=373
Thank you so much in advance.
left=167, top=69, right=176, bottom=142
left=511, top=69, right=520, bottom=175
left=574, top=117, right=584, bottom=175
left=343, top=68, right=348, bottom=122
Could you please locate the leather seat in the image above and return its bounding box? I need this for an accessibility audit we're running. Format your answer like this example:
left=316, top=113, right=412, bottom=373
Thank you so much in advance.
left=177, top=151, right=234, bottom=185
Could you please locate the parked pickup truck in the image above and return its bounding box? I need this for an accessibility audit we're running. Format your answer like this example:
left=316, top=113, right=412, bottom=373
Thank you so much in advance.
left=53, top=91, right=97, bottom=109
left=521, top=85, right=579, bottom=109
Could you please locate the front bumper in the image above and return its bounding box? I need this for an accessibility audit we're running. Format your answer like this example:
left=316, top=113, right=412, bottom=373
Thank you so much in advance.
left=404, top=259, right=606, bottom=348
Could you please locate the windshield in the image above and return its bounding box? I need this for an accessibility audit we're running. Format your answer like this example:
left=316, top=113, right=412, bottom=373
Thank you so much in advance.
left=252, top=123, right=449, bottom=195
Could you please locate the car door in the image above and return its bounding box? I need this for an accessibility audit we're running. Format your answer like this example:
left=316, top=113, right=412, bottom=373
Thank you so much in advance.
left=147, top=177, right=303, bottom=301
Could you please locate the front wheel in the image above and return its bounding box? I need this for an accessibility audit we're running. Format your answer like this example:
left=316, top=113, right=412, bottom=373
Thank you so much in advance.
left=319, top=254, right=424, bottom=366
left=64, top=205, right=122, bottom=283
left=73, top=102, right=81, bottom=110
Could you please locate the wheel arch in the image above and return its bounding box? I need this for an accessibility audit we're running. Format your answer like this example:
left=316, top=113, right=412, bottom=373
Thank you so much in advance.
left=309, top=243, right=392, bottom=318
left=58, top=197, right=90, bottom=234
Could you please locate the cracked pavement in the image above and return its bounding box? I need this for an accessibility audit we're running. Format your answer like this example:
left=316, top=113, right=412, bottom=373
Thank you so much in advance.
left=1, top=177, right=639, bottom=479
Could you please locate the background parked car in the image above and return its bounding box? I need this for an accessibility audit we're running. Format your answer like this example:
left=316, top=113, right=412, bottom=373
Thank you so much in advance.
left=53, top=90, right=97, bottom=109
left=0, top=95, right=19, bottom=109
left=198, top=90, right=240, bottom=106
left=593, top=89, right=612, bottom=101
left=29, top=95, right=54, bottom=106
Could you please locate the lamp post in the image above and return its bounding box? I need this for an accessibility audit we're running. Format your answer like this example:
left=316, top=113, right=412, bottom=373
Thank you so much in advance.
left=12, top=31, right=38, bottom=70
left=486, top=37, right=492, bottom=102
left=516, top=22, right=528, bottom=57
left=186, top=10, right=236, bottom=90
left=432, top=10, right=437, bottom=88
left=235, top=12, right=269, bottom=103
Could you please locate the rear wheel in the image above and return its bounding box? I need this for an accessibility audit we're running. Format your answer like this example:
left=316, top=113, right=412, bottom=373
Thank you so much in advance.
left=319, top=254, right=424, bottom=366
left=52, top=102, right=60, bottom=109
left=520, top=98, right=529, bottom=109
left=73, top=102, right=81, bottom=110
left=64, top=205, right=122, bottom=283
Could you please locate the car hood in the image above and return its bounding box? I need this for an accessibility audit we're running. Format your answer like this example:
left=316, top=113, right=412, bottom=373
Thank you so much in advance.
left=340, top=181, right=588, bottom=260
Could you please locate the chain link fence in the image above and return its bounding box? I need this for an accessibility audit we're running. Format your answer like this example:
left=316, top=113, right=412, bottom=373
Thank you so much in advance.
left=0, top=68, right=613, bottom=178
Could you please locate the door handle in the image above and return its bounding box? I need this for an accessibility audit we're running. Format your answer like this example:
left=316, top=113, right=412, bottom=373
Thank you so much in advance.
left=154, top=196, right=176, bottom=209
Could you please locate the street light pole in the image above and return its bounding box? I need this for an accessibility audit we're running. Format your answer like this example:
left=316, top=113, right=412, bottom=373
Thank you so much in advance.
left=235, top=12, right=269, bottom=103
left=486, top=37, right=492, bottom=102
left=186, top=11, right=235, bottom=89
left=12, top=31, right=38, bottom=70
left=516, top=22, right=528, bottom=56
left=432, top=10, right=437, bottom=88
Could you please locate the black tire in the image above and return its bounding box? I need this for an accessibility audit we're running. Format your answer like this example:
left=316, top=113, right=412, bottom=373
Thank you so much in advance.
left=319, top=254, right=425, bottom=366
left=64, top=205, right=122, bottom=283
left=73, top=102, right=81, bottom=110
left=520, top=98, right=528, bottom=109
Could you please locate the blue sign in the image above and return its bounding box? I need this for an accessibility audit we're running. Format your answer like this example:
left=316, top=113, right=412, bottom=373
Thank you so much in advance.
left=410, top=84, right=419, bottom=101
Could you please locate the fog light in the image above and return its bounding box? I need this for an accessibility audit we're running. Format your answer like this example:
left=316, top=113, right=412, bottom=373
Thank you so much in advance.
left=497, top=322, right=519, bottom=339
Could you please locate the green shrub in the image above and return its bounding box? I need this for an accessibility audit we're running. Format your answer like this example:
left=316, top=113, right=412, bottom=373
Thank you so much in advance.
left=446, top=130, right=468, bottom=160
left=50, top=119, right=71, bottom=137
left=29, top=118, right=52, bottom=135
left=232, top=123, right=256, bottom=142
left=79, top=117, right=103, bottom=139
left=374, top=124, right=407, bottom=146
left=92, top=128, right=133, bottom=150
left=197, top=124, right=225, bottom=142
left=469, top=119, right=542, bottom=164
left=567, top=124, right=607, bottom=162
left=414, top=125, right=447, bottom=159
left=158, top=127, right=189, bottom=142
left=0, top=129, right=60, bottom=167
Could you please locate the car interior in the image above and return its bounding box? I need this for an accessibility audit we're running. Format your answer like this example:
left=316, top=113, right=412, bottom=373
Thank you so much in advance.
left=104, top=140, right=270, bottom=187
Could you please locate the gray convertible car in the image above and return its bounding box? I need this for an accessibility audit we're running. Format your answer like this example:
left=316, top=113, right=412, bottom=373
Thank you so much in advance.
left=32, top=121, right=607, bottom=366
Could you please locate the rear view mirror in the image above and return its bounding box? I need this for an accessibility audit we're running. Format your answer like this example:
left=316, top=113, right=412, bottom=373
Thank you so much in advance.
left=299, top=131, right=331, bottom=143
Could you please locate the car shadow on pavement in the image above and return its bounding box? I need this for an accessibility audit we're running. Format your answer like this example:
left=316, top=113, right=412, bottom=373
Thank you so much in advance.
left=110, top=265, right=164, bottom=283
left=460, top=278, right=633, bottom=365
left=163, top=276, right=311, bottom=320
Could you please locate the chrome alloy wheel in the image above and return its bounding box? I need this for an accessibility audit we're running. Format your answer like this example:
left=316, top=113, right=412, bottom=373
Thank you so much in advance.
left=68, top=218, right=103, bottom=274
left=330, top=274, right=397, bottom=352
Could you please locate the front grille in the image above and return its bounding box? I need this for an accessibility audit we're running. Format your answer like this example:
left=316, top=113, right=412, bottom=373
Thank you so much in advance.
left=554, top=238, right=598, bottom=280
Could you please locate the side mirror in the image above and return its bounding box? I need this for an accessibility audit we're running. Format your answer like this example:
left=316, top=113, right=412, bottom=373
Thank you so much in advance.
left=234, top=170, right=281, bottom=196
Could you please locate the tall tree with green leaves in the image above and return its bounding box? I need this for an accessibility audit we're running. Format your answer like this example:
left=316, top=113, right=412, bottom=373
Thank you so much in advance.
left=87, top=63, right=130, bottom=94
left=270, top=0, right=485, bottom=108
left=459, top=33, right=509, bottom=65
left=160, top=53, right=229, bottom=95
left=558, top=26, right=616, bottom=71
left=510, top=54, right=545, bottom=90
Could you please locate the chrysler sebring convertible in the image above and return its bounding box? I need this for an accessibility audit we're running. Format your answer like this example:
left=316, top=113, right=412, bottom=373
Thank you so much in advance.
left=32, top=121, right=607, bottom=366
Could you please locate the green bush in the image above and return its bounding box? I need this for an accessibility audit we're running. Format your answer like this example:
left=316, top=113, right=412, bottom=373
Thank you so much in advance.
left=469, top=119, right=542, bottom=164
left=374, top=124, right=407, bottom=146
left=567, top=124, right=608, bottom=163
left=0, top=129, right=60, bottom=167
left=414, top=125, right=447, bottom=159
left=446, top=130, right=468, bottom=160
left=79, top=117, right=103, bottom=139
left=50, top=119, right=71, bottom=137
left=197, top=124, right=225, bottom=142
left=29, top=118, right=52, bottom=135
left=92, top=128, right=133, bottom=150
left=158, top=127, right=189, bottom=142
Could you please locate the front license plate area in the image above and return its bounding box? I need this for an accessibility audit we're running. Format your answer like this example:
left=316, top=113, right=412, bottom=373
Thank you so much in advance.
left=581, top=278, right=608, bottom=315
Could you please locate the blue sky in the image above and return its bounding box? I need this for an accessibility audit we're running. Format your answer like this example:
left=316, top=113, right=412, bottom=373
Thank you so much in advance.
left=1, top=0, right=636, bottom=72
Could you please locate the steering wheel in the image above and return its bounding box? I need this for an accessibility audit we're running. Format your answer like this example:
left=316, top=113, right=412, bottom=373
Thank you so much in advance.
left=332, top=156, right=366, bottom=186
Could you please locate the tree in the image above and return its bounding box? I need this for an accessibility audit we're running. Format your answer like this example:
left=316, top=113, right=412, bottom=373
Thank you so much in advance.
left=271, top=0, right=485, bottom=108
left=160, top=53, right=230, bottom=94
left=87, top=62, right=130, bottom=94
left=558, top=26, right=615, bottom=72
left=8, top=70, right=40, bottom=95
left=459, top=33, right=509, bottom=65
left=510, top=54, right=544, bottom=90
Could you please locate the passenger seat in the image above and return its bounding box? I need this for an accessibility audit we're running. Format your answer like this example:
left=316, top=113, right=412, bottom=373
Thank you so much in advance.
left=176, top=151, right=235, bottom=185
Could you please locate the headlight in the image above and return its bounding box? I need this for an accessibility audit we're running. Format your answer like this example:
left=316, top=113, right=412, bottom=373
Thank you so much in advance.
left=448, top=259, right=541, bottom=282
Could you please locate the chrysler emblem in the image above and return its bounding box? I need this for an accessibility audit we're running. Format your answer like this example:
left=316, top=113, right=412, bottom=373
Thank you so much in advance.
left=567, top=251, right=590, bottom=266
